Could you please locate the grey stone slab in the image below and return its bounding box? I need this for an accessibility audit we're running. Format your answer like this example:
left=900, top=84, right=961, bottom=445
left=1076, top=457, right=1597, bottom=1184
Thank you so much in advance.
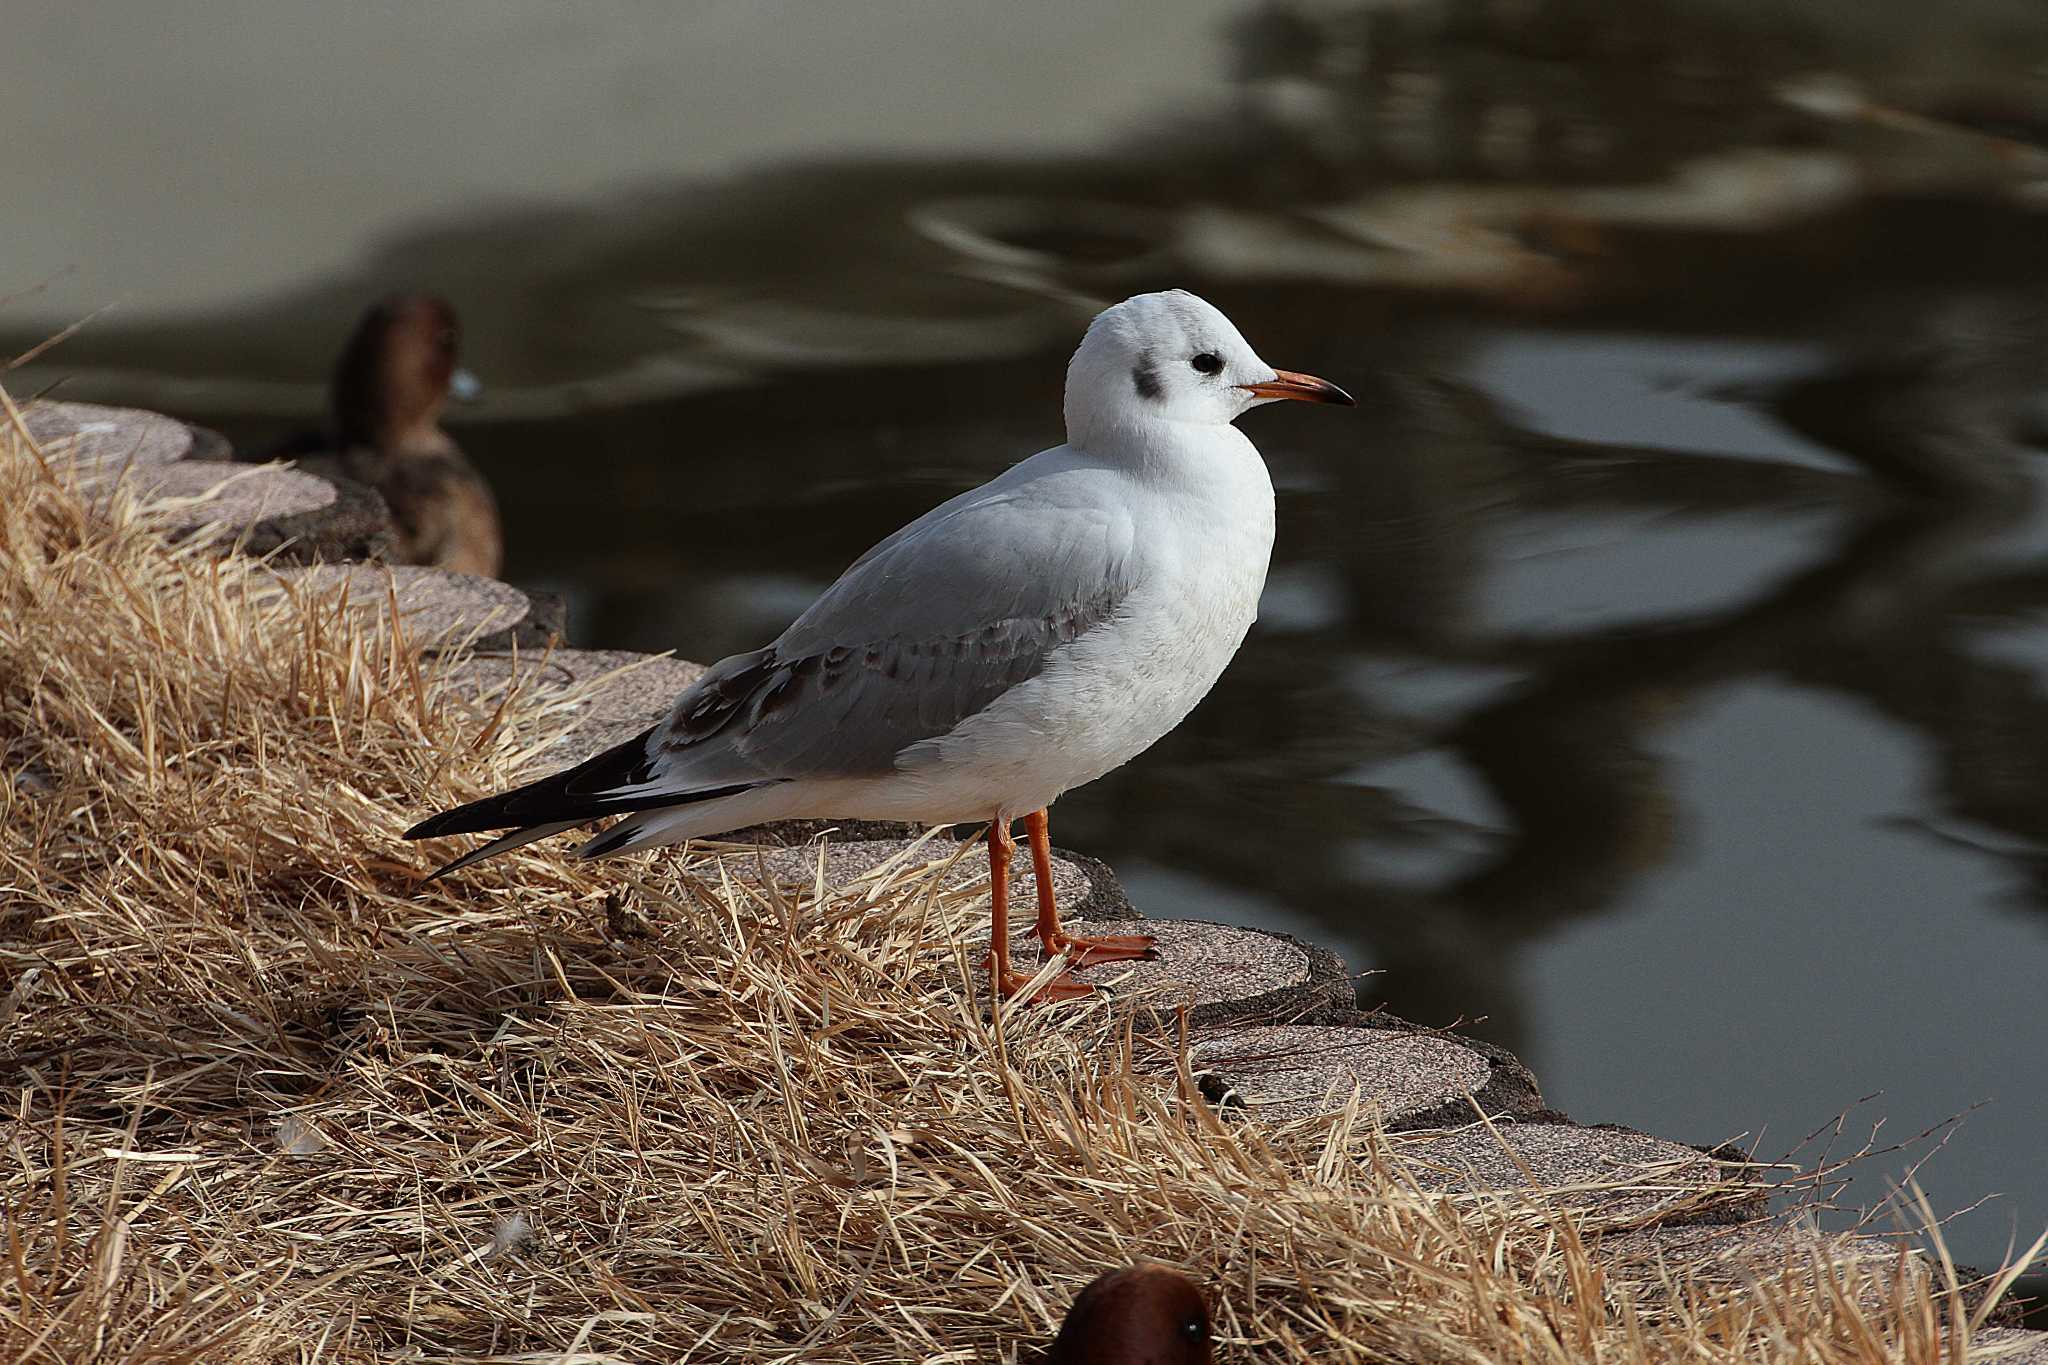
left=249, top=473, right=394, bottom=563
left=1594, top=1220, right=2038, bottom=1321
left=19, top=400, right=195, bottom=474
left=703, top=835, right=1349, bottom=1022
left=1191, top=1024, right=1493, bottom=1125
left=744, top=837, right=1102, bottom=921
left=1595, top=1220, right=1902, bottom=1284
left=1336, top=1011, right=1547, bottom=1130
left=724, top=817, right=927, bottom=847
left=442, top=649, right=706, bottom=765
left=1004, top=915, right=1349, bottom=1023
left=280, top=563, right=556, bottom=652
left=97, top=457, right=391, bottom=562
left=1390, top=1121, right=1744, bottom=1224
left=136, top=461, right=333, bottom=534
left=737, top=837, right=1312, bottom=1000
left=1973, top=1329, right=2048, bottom=1363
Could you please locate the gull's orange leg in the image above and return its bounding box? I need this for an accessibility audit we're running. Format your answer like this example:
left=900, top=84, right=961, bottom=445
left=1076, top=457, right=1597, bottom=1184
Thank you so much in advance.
left=1025, top=808, right=1157, bottom=967
left=986, top=816, right=1092, bottom=1003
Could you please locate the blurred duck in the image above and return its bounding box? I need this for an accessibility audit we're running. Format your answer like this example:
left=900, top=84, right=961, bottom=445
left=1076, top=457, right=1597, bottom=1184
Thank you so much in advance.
left=284, top=293, right=501, bottom=576
left=1047, top=1266, right=1213, bottom=1364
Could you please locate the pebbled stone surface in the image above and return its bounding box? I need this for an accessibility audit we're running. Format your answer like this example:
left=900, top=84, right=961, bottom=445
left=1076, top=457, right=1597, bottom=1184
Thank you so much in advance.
left=1587, top=1220, right=1999, bottom=1317
left=990, top=915, right=1321, bottom=1013
left=1191, top=1024, right=1492, bottom=1124
left=281, top=563, right=559, bottom=651
left=93, top=458, right=393, bottom=562
left=747, top=837, right=1101, bottom=921
left=728, top=817, right=926, bottom=846
left=1339, top=1011, right=1547, bottom=1129
left=249, top=473, right=393, bottom=562
left=1595, top=1219, right=1901, bottom=1286
left=137, top=461, right=334, bottom=532
left=1390, top=1121, right=1746, bottom=1224
left=442, top=648, right=707, bottom=766
left=731, top=836, right=1347, bottom=1023
left=1972, top=1329, right=2048, bottom=1363
left=18, top=400, right=197, bottom=474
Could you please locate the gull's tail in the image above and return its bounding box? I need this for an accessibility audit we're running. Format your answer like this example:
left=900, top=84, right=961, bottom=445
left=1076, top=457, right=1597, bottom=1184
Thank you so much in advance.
left=405, top=725, right=777, bottom=880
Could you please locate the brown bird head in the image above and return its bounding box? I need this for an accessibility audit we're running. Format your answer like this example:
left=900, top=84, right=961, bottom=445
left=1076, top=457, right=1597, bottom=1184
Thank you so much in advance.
left=1047, top=1266, right=1214, bottom=1365
left=330, top=293, right=475, bottom=451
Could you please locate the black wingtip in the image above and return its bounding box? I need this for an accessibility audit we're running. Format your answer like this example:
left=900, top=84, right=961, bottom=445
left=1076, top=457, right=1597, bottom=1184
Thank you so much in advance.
left=402, top=725, right=664, bottom=841
left=405, top=808, right=472, bottom=841
left=403, top=796, right=506, bottom=841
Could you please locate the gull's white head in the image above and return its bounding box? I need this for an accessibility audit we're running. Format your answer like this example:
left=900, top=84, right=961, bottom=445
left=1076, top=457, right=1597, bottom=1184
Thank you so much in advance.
left=1063, top=289, right=1352, bottom=447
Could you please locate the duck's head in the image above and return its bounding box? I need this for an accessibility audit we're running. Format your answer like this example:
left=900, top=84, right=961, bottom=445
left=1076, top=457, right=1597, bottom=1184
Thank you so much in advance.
left=1063, top=289, right=1351, bottom=448
left=330, top=293, right=479, bottom=450
left=1046, top=1265, right=1214, bottom=1365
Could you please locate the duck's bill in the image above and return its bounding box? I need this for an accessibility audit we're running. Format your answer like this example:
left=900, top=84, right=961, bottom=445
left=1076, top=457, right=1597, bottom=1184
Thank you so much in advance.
left=1239, top=369, right=1355, bottom=406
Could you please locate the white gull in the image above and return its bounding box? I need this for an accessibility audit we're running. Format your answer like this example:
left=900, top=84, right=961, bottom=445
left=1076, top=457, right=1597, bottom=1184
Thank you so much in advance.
left=406, top=289, right=1353, bottom=1001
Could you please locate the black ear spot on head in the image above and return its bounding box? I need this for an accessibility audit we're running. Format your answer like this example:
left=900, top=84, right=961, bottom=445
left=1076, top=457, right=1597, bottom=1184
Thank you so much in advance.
left=1131, top=359, right=1161, bottom=400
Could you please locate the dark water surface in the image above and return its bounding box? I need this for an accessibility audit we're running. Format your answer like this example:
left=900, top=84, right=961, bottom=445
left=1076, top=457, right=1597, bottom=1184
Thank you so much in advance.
left=8, top=0, right=2048, bottom=1276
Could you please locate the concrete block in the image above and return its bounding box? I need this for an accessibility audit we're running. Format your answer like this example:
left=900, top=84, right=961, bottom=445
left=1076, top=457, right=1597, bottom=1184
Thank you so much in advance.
left=441, top=648, right=706, bottom=765
left=1190, top=1024, right=1494, bottom=1125
left=1390, top=1121, right=1749, bottom=1224
left=279, top=563, right=560, bottom=652
left=18, top=400, right=197, bottom=474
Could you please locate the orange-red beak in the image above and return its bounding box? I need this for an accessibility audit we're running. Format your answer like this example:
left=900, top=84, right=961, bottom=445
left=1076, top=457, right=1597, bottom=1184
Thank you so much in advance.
left=1239, top=368, right=1355, bottom=406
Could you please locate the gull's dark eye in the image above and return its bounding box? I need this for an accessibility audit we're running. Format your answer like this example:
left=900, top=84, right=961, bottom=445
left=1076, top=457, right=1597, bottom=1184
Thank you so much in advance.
left=1190, top=352, right=1223, bottom=375
left=1182, top=1317, right=1207, bottom=1339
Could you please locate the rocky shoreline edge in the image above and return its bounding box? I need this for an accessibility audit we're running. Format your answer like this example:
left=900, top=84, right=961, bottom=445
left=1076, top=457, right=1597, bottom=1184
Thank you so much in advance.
left=10, top=396, right=2041, bottom=1358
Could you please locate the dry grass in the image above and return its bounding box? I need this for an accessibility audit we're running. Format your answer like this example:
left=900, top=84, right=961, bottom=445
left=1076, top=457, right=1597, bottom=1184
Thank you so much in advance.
left=0, top=400, right=2038, bottom=1363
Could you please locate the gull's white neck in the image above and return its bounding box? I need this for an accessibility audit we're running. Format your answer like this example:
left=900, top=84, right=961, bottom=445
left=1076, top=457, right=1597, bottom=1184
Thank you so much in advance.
left=1068, top=413, right=1277, bottom=604
left=1069, top=410, right=1269, bottom=490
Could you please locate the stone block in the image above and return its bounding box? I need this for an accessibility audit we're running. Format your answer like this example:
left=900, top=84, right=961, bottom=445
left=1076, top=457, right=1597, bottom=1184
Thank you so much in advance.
left=745, top=836, right=1097, bottom=920
left=1390, top=1121, right=1751, bottom=1224
left=1000, top=915, right=1350, bottom=1026
left=1594, top=1219, right=1902, bottom=1284
left=279, top=563, right=560, bottom=652
left=1333, top=1011, right=1547, bottom=1129
left=440, top=648, right=706, bottom=766
left=253, top=474, right=393, bottom=563
left=135, top=460, right=321, bottom=537
left=725, top=817, right=927, bottom=847
left=729, top=837, right=1349, bottom=1023
left=1190, top=1024, right=1495, bottom=1126
left=17, top=400, right=197, bottom=474
left=1972, top=1329, right=2048, bottom=1363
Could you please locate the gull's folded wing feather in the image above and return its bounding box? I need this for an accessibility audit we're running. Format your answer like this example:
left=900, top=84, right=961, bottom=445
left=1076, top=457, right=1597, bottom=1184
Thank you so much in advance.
left=407, top=451, right=1140, bottom=846
left=650, top=451, right=1140, bottom=782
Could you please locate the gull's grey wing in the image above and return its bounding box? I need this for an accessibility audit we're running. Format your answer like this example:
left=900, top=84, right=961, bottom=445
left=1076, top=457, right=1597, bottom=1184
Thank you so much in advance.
left=651, top=453, right=1140, bottom=782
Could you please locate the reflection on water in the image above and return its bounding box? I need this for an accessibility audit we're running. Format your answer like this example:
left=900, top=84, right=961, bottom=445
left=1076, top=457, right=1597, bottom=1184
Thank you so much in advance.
left=8, top=0, right=2048, bottom=1276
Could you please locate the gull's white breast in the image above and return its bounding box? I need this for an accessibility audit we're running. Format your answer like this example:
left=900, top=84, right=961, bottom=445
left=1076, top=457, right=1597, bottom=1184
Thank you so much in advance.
left=892, top=426, right=1277, bottom=821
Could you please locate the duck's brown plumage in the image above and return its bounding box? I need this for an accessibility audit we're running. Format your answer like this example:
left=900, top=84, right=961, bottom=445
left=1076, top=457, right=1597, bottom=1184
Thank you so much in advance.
left=295, top=293, right=501, bottom=576
left=1047, top=1266, right=1213, bottom=1365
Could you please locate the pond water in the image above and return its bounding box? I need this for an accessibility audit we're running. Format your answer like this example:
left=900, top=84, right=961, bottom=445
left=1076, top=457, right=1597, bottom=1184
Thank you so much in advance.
left=6, top=0, right=2047, bottom=1281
